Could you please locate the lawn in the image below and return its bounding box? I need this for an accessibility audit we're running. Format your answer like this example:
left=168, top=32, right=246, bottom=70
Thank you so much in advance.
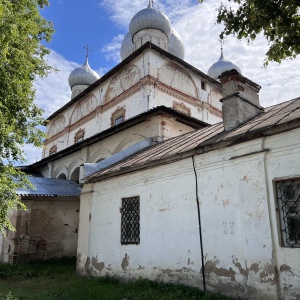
left=0, top=257, right=228, bottom=300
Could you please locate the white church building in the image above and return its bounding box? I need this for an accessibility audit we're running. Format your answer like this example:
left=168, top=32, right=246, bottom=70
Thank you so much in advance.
left=0, top=3, right=299, bottom=299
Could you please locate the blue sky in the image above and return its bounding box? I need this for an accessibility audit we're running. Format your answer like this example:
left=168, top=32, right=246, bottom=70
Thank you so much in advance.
left=25, top=0, right=300, bottom=163
left=40, top=0, right=121, bottom=71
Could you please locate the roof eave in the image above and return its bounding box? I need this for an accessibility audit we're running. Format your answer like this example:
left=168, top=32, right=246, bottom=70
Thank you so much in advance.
left=86, top=117, right=300, bottom=183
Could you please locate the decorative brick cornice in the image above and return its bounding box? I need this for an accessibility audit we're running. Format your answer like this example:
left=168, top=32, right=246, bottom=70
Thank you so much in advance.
left=69, top=109, right=98, bottom=132
left=44, top=127, right=69, bottom=145
left=44, top=75, right=221, bottom=146
left=173, top=102, right=191, bottom=116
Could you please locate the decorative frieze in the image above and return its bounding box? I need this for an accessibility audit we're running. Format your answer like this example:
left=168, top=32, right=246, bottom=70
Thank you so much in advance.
left=173, top=102, right=191, bottom=116
left=44, top=75, right=221, bottom=147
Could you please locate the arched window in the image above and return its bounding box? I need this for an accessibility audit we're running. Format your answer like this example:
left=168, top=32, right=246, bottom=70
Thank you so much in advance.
left=111, top=107, right=126, bottom=126
left=74, top=129, right=85, bottom=143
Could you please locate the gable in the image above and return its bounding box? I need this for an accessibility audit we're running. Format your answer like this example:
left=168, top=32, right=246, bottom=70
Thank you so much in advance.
left=158, top=63, right=198, bottom=99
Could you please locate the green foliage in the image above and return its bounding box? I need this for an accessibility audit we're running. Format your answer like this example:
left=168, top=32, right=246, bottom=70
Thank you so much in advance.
left=1, top=292, right=19, bottom=300
left=0, top=0, right=53, bottom=233
left=0, top=258, right=230, bottom=300
left=199, top=0, right=300, bottom=65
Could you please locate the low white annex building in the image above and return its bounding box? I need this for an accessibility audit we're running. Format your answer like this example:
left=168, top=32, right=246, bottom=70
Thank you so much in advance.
left=1, top=2, right=299, bottom=299
left=77, top=70, right=300, bottom=300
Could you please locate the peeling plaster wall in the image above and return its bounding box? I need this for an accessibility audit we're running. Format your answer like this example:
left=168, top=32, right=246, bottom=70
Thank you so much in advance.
left=77, top=127, right=300, bottom=299
left=264, top=129, right=300, bottom=300
left=1, top=199, right=80, bottom=263
left=77, top=162, right=202, bottom=287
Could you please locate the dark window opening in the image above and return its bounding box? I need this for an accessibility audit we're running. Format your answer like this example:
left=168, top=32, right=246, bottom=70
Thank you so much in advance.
left=201, top=81, right=206, bottom=91
left=121, top=197, right=140, bottom=245
left=276, top=179, right=300, bottom=248
left=115, top=115, right=124, bottom=125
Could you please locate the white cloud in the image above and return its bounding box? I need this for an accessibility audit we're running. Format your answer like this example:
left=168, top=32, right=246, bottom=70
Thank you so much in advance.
left=34, top=50, right=78, bottom=117
left=99, top=0, right=144, bottom=29
left=23, top=50, right=77, bottom=164
left=102, top=34, right=124, bottom=63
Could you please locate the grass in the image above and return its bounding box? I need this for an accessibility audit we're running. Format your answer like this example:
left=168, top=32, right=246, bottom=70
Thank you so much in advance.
left=0, top=257, right=229, bottom=300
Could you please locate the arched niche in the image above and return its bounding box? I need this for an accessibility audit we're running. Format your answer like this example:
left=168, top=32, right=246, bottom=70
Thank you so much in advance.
left=70, top=167, right=80, bottom=184
left=88, top=148, right=112, bottom=163
left=53, top=165, right=68, bottom=179
left=158, top=63, right=198, bottom=99
left=113, top=134, right=147, bottom=155
left=68, top=159, right=83, bottom=183
left=57, top=173, right=67, bottom=179
left=48, top=115, right=66, bottom=136
left=105, top=65, right=140, bottom=103
left=70, top=94, right=98, bottom=125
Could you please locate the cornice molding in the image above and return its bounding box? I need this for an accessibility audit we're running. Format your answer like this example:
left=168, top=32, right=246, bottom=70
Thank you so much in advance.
left=44, top=75, right=221, bottom=147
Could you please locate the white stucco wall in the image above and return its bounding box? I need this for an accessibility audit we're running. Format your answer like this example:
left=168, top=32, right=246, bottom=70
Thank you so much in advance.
left=77, top=127, right=300, bottom=299
left=44, top=114, right=199, bottom=182
left=44, top=48, right=222, bottom=158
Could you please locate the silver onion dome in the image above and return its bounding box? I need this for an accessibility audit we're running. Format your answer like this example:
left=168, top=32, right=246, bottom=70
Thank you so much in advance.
left=68, top=57, right=100, bottom=88
left=207, top=49, right=241, bottom=80
left=168, top=29, right=185, bottom=60
left=120, top=32, right=134, bottom=60
left=129, top=6, right=172, bottom=38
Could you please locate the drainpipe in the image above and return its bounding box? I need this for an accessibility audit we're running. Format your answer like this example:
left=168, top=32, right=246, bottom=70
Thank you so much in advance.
left=192, top=155, right=206, bottom=292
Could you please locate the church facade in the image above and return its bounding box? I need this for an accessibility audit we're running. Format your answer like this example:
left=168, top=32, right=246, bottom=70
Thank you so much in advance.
left=0, top=2, right=299, bottom=299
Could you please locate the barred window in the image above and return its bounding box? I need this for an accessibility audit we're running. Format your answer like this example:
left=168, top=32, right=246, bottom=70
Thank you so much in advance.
left=121, top=197, right=140, bottom=245
left=276, top=179, right=300, bottom=248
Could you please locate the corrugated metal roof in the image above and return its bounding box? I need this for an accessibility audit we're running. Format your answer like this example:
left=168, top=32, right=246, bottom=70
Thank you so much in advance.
left=87, top=97, right=300, bottom=182
left=16, top=177, right=81, bottom=197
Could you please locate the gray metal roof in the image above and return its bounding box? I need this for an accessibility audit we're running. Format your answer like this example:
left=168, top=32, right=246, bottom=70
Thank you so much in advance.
left=16, top=177, right=81, bottom=197
left=86, top=97, right=300, bottom=183
left=129, top=7, right=172, bottom=38
left=68, top=57, right=100, bottom=88
left=208, top=49, right=241, bottom=80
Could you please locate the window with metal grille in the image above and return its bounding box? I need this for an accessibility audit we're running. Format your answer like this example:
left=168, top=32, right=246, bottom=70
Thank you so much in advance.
left=276, top=179, right=300, bottom=248
left=121, top=197, right=140, bottom=245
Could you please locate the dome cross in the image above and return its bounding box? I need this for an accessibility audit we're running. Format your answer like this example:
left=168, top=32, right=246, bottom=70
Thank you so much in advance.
left=84, top=45, right=92, bottom=59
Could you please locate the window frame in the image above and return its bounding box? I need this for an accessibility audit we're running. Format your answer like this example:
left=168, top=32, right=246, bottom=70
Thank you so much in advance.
left=275, top=177, right=300, bottom=248
left=49, top=145, right=57, bottom=156
left=111, top=107, right=126, bottom=127
left=114, top=115, right=124, bottom=125
left=74, top=128, right=85, bottom=144
left=120, top=196, right=140, bottom=245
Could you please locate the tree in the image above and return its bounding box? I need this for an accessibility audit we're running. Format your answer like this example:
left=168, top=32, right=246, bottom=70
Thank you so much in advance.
left=200, top=0, right=300, bottom=65
left=0, top=0, right=54, bottom=233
